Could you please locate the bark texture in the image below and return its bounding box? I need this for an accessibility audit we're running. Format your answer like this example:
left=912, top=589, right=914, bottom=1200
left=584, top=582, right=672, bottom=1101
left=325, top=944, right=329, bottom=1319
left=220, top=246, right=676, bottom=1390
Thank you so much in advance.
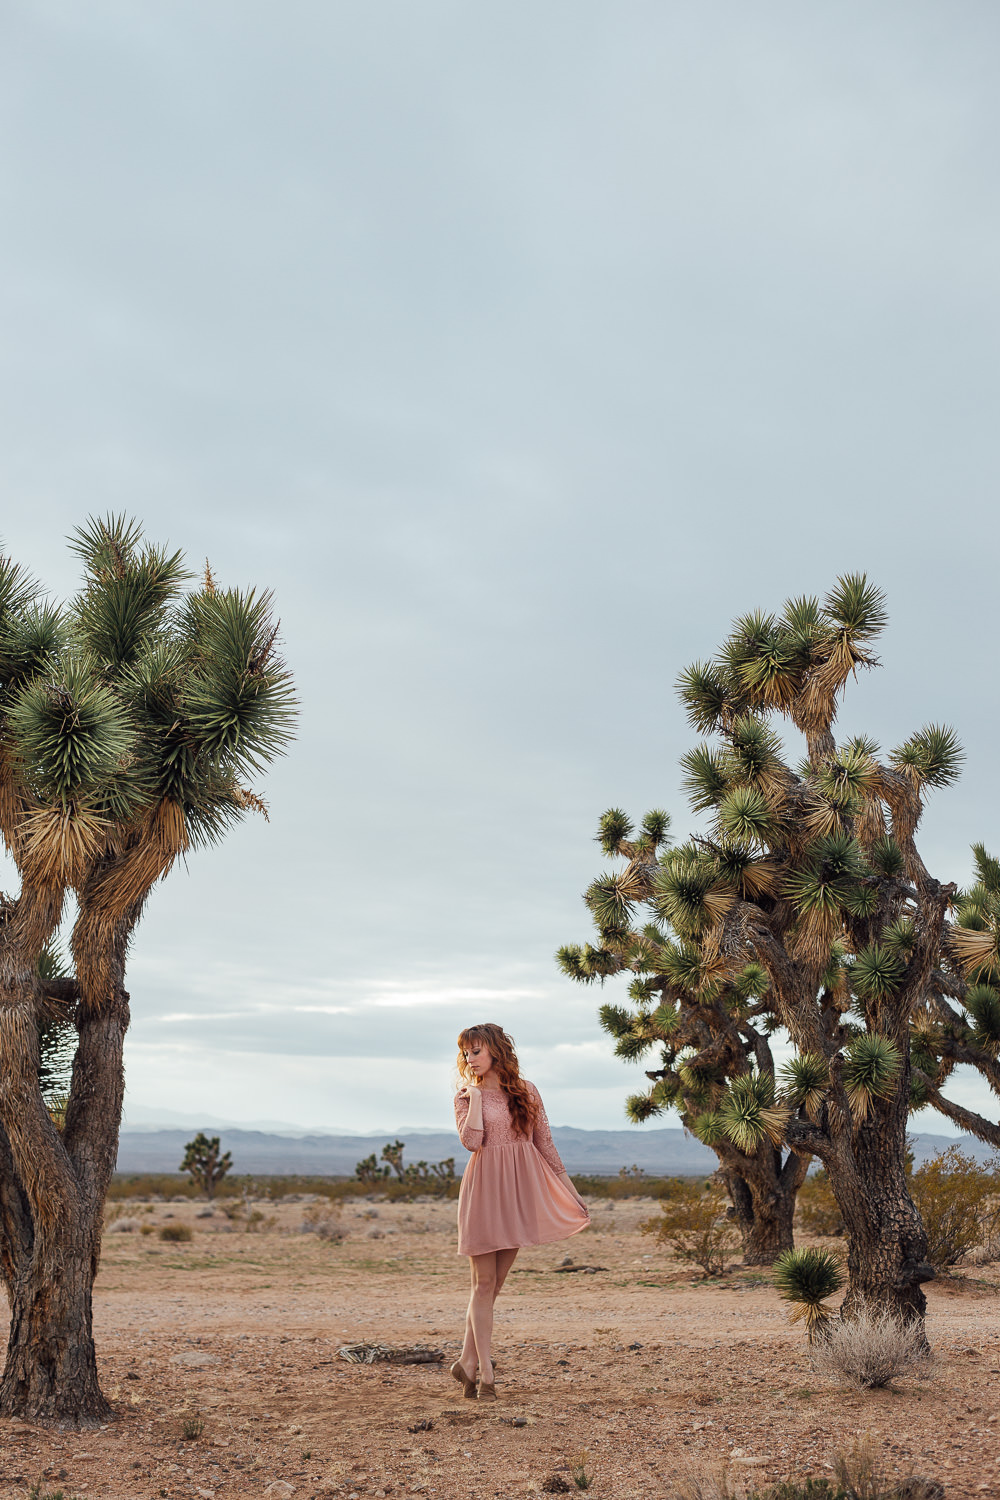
left=0, top=872, right=135, bottom=1422
left=722, top=1145, right=810, bottom=1265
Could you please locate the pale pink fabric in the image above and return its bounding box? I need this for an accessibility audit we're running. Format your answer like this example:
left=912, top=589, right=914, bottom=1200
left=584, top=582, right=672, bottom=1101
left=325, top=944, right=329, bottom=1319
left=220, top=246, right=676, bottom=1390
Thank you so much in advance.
left=454, top=1081, right=590, bottom=1257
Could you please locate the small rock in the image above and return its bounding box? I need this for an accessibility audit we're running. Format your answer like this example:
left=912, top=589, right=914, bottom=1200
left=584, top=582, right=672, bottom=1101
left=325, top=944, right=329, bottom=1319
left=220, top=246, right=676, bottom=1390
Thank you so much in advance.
left=509, top=1416, right=528, bottom=1427
left=264, top=1485, right=295, bottom=1498
left=558, top=1256, right=574, bottom=1267
left=169, top=1350, right=220, bottom=1368
left=195, top=1490, right=216, bottom=1499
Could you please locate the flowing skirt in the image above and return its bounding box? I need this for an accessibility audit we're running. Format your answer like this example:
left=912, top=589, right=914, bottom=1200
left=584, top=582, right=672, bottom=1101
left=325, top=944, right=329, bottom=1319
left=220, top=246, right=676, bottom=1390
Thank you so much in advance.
left=457, top=1140, right=590, bottom=1256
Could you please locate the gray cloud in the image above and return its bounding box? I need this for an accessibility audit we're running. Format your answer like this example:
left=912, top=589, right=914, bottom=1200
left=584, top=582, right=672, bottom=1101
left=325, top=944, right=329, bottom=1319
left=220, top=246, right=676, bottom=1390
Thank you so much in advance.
left=1, top=1, right=998, bottom=1131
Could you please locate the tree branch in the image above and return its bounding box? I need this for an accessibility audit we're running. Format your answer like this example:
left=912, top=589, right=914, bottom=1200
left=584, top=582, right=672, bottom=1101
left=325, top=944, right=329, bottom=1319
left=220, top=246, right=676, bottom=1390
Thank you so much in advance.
left=785, top=1115, right=832, bottom=1162
left=914, top=1072, right=1000, bottom=1149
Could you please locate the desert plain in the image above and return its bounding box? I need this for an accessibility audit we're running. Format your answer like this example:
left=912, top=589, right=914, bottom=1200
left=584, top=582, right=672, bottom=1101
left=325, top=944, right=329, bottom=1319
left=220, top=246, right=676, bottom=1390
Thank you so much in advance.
left=1, top=1193, right=999, bottom=1500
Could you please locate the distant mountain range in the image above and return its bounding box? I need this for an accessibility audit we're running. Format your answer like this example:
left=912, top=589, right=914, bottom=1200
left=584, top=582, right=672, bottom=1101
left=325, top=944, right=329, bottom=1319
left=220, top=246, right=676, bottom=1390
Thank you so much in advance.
left=115, top=1125, right=991, bottom=1177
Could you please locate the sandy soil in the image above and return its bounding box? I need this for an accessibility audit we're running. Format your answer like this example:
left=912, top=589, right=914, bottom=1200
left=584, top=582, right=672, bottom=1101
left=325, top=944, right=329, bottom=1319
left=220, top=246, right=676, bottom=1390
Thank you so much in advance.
left=1, top=1194, right=998, bottom=1500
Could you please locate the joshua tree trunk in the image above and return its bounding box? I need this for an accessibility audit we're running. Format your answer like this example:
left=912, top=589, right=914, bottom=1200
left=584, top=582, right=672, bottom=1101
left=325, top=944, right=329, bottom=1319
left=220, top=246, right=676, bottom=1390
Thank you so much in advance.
left=830, top=1120, right=932, bottom=1329
left=720, top=1143, right=810, bottom=1266
left=0, top=1218, right=109, bottom=1421
left=0, top=877, right=132, bottom=1422
left=789, top=1028, right=933, bottom=1330
left=0, top=988, right=130, bottom=1421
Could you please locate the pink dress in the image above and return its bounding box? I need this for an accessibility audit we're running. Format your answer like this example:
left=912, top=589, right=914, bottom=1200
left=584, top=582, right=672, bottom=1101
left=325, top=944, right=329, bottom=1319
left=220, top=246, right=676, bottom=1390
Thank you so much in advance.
left=454, top=1081, right=590, bottom=1256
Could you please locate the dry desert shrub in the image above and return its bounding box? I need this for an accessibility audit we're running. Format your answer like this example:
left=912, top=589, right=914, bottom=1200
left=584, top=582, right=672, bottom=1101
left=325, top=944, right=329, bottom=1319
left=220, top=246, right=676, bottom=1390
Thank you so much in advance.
left=159, top=1223, right=194, bottom=1243
left=907, top=1145, right=1000, bottom=1269
left=299, top=1203, right=346, bottom=1242
left=640, top=1179, right=739, bottom=1276
left=107, top=1216, right=142, bottom=1234
left=809, top=1306, right=930, bottom=1390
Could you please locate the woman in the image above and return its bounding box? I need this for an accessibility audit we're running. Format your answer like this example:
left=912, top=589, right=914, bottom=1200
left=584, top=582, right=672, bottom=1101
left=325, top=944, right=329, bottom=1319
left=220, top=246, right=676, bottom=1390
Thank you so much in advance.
left=450, top=1022, right=589, bottom=1402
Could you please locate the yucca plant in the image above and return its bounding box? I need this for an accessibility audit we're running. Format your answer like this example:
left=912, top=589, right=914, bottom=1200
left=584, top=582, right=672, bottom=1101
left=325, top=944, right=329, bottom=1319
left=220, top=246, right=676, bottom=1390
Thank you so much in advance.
left=0, top=518, right=295, bottom=1422
left=559, top=573, right=968, bottom=1335
left=773, top=1247, right=846, bottom=1341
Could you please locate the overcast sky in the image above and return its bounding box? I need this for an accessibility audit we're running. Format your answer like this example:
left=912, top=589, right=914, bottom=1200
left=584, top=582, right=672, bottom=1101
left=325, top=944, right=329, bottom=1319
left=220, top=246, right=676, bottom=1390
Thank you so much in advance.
left=2, top=2, right=998, bottom=1135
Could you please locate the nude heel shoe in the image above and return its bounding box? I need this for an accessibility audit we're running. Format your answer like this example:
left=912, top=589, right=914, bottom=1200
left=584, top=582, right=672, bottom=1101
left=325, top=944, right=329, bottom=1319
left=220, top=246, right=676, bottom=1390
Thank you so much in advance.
left=476, top=1380, right=497, bottom=1402
left=450, top=1361, right=477, bottom=1400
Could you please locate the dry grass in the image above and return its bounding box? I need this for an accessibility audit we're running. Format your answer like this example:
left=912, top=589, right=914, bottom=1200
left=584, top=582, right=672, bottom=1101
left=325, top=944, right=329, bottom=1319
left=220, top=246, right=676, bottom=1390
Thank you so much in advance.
left=159, top=1222, right=193, bottom=1243
left=809, top=1307, right=930, bottom=1390
left=665, top=1435, right=945, bottom=1498
left=106, top=1215, right=142, bottom=1233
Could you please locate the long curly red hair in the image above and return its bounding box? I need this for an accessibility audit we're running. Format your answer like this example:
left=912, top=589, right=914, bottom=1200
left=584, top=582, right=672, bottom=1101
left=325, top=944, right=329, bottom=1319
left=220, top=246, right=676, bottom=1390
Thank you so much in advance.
left=456, top=1023, right=538, bottom=1139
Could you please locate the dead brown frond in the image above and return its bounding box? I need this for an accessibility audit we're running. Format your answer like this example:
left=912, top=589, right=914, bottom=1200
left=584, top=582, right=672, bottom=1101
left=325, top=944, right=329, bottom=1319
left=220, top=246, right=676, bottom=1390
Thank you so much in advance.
left=232, top=785, right=270, bottom=821
left=801, top=795, right=843, bottom=842
left=77, top=801, right=189, bottom=939
left=854, top=796, right=888, bottom=847
left=875, top=768, right=921, bottom=848
left=694, top=946, right=733, bottom=994
left=790, top=910, right=838, bottom=968
left=739, top=859, right=782, bottom=898
left=702, top=884, right=737, bottom=925
left=0, top=752, right=29, bottom=855
left=947, top=926, right=999, bottom=975
left=19, top=804, right=109, bottom=886
left=150, top=797, right=190, bottom=856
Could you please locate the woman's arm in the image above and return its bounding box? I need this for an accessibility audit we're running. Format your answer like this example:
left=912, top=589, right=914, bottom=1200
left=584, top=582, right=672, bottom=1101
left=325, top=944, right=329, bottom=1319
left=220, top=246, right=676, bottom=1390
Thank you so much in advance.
left=531, top=1086, right=588, bottom=1212
left=455, top=1087, right=484, bottom=1151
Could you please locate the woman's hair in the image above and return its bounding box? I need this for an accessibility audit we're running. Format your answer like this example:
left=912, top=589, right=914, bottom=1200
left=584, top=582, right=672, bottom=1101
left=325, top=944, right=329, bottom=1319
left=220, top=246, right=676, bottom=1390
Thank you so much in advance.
left=456, top=1023, right=538, bottom=1139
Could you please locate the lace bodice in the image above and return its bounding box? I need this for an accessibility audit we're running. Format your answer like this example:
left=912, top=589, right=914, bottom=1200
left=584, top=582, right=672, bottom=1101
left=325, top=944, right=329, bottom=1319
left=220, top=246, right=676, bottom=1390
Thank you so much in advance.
left=454, top=1081, right=565, bottom=1174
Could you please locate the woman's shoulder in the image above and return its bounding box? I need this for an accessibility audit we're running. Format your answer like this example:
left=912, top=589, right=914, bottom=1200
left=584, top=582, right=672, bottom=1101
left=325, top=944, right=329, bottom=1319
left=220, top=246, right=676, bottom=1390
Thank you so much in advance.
left=522, top=1079, right=541, bottom=1098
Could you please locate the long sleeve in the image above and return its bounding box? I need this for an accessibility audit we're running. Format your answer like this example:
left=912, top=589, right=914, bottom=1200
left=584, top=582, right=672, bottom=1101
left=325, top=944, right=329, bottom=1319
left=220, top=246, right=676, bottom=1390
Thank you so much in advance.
left=454, top=1091, right=483, bottom=1151
left=529, top=1084, right=565, bottom=1173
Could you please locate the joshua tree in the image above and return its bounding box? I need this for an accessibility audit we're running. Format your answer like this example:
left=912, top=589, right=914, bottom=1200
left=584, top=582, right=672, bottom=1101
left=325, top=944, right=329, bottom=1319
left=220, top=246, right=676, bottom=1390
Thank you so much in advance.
left=0, top=517, right=294, bottom=1421
left=904, top=843, right=1000, bottom=1149
left=560, top=576, right=963, bottom=1333
left=559, top=813, right=808, bottom=1264
left=180, top=1133, right=234, bottom=1200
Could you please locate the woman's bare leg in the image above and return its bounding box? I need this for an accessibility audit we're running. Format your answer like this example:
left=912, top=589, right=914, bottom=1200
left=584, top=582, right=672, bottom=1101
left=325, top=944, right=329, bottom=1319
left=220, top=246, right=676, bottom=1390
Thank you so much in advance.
left=458, top=1247, right=519, bottom=1381
left=494, top=1246, right=519, bottom=1301
left=458, top=1259, right=479, bottom=1378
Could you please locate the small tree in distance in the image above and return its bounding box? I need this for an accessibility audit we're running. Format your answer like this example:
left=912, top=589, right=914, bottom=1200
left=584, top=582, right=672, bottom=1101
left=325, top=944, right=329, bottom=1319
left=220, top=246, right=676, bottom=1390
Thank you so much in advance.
left=354, top=1139, right=456, bottom=1196
left=180, top=1133, right=233, bottom=1200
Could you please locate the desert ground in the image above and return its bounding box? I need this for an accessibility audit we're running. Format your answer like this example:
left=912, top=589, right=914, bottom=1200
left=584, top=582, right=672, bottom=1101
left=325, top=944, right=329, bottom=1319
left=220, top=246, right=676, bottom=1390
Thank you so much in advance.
left=1, top=1193, right=999, bottom=1500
